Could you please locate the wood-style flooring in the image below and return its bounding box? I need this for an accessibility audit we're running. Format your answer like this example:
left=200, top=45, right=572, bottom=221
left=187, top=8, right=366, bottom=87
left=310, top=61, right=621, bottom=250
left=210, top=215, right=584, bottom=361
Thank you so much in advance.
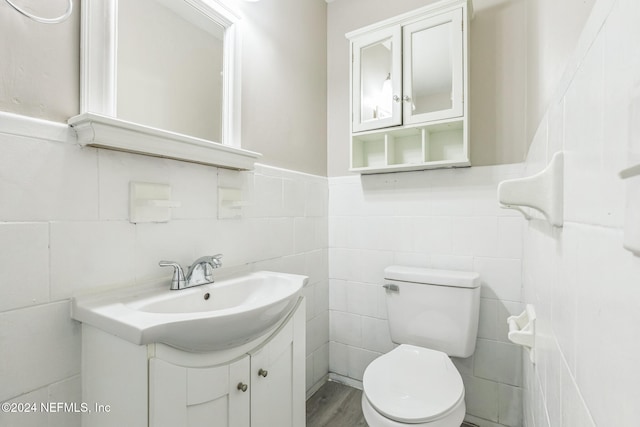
left=306, top=380, right=479, bottom=427
left=306, top=381, right=368, bottom=427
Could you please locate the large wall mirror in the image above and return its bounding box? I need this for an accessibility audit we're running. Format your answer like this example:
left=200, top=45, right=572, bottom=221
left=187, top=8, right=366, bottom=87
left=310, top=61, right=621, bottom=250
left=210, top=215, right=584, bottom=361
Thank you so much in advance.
left=118, top=0, right=224, bottom=142
left=69, top=0, right=260, bottom=170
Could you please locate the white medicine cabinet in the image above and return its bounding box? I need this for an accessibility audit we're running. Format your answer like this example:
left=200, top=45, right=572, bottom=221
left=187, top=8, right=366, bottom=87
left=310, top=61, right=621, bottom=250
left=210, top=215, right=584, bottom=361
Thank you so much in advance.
left=348, top=0, right=472, bottom=173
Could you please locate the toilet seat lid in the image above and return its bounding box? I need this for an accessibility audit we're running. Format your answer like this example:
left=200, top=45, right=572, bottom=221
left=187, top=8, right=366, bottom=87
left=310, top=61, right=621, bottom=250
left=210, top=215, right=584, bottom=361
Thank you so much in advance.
left=363, top=345, right=464, bottom=424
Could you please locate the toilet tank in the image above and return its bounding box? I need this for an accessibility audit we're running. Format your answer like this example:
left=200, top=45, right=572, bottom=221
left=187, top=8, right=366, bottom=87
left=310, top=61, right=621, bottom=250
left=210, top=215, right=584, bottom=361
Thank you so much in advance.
left=384, top=266, right=481, bottom=358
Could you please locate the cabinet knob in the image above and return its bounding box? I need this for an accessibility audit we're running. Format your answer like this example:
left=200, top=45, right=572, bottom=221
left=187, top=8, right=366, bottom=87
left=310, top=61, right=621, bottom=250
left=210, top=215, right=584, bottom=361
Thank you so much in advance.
left=403, top=95, right=412, bottom=102
left=237, top=382, right=248, bottom=392
left=258, top=369, right=268, bottom=378
left=393, top=95, right=401, bottom=103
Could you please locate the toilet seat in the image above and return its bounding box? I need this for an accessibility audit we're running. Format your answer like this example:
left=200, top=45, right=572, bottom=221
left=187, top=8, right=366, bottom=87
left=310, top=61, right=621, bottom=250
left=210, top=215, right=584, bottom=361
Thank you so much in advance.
left=363, top=345, right=464, bottom=424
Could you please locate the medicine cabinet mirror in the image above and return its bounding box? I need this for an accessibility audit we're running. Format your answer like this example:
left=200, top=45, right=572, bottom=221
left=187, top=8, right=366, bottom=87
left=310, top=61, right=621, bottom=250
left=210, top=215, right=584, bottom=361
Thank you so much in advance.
left=403, top=10, right=463, bottom=124
left=352, top=27, right=402, bottom=133
left=68, top=0, right=260, bottom=170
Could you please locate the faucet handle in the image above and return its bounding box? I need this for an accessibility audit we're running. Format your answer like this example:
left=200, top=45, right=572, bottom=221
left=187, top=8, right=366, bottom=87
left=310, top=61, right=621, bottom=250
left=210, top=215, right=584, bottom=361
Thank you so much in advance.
left=159, top=261, right=186, bottom=290
left=201, top=255, right=222, bottom=280
left=211, top=254, right=223, bottom=267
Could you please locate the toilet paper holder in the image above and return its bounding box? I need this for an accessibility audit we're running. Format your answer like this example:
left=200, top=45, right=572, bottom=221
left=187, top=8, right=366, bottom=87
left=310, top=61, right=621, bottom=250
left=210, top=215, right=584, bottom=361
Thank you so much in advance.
left=507, top=304, right=536, bottom=363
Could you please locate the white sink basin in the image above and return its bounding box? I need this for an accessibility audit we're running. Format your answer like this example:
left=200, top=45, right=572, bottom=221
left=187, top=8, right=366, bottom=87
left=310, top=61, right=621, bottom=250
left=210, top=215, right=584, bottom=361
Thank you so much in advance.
left=72, top=271, right=308, bottom=352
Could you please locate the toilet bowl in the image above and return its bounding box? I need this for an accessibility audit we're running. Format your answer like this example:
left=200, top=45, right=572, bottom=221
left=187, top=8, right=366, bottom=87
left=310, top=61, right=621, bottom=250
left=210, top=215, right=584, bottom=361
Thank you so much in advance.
left=362, top=345, right=465, bottom=427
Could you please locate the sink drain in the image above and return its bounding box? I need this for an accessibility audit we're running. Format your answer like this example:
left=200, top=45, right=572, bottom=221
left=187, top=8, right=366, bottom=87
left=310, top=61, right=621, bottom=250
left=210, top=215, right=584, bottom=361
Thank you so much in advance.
left=203, top=293, right=210, bottom=300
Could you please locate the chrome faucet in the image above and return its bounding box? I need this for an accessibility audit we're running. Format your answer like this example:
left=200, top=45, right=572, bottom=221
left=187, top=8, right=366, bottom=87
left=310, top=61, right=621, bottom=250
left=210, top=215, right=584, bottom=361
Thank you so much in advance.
left=159, top=254, right=223, bottom=290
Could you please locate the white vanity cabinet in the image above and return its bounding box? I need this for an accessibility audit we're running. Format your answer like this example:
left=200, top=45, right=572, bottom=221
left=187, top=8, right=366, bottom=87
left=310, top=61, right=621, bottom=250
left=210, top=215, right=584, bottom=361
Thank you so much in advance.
left=81, top=298, right=305, bottom=427
left=348, top=0, right=472, bottom=173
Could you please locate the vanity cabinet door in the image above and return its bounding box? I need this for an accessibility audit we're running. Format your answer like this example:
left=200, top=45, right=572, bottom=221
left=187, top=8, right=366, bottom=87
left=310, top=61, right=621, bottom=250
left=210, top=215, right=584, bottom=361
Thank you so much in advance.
left=402, top=8, right=464, bottom=125
left=149, top=355, right=250, bottom=427
left=250, top=299, right=305, bottom=427
left=352, top=26, right=402, bottom=133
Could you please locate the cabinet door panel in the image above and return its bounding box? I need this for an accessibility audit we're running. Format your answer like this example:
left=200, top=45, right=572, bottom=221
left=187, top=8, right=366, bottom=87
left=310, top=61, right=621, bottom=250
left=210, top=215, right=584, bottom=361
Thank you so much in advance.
left=228, top=356, right=251, bottom=427
left=251, top=321, right=293, bottom=427
left=150, top=358, right=187, bottom=427
left=187, top=363, right=230, bottom=405
left=403, top=8, right=463, bottom=124
left=251, top=301, right=305, bottom=427
left=252, top=345, right=293, bottom=427
left=187, top=398, right=229, bottom=427
left=150, top=356, right=250, bottom=427
left=352, top=26, right=402, bottom=133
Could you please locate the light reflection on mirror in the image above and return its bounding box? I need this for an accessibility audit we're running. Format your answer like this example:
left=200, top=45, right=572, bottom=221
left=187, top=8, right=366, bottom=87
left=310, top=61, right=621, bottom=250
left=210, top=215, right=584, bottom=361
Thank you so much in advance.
left=117, top=0, right=224, bottom=142
left=360, top=38, right=393, bottom=123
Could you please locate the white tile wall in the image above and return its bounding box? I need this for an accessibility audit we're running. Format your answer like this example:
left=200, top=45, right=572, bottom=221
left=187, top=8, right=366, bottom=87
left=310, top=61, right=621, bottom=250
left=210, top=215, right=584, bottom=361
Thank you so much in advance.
left=0, top=134, right=99, bottom=222
left=0, top=375, right=82, bottom=427
left=499, top=384, right=523, bottom=427
left=328, top=164, right=527, bottom=427
left=0, top=387, right=50, bottom=427
left=0, top=222, right=50, bottom=312
left=462, top=374, right=499, bottom=422
left=47, top=376, right=82, bottom=427
left=522, top=1, right=640, bottom=426
left=0, top=120, right=330, bottom=413
left=474, top=339, right=522, bottom=387
left=50, top=221, right=137, bottom=298
left=0, top=301, right=80, bottom=402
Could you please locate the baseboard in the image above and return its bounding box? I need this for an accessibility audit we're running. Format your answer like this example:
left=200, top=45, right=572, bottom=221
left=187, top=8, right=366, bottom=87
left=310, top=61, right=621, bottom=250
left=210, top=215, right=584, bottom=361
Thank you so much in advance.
left=328, top=372, right=363, bottom=390
left=305, top=374, right=330, bottom=400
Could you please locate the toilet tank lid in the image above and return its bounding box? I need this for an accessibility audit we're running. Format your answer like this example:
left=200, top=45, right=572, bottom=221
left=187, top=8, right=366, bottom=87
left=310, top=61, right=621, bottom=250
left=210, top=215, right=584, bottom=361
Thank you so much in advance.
left=384, top=266, right=480, bottom=288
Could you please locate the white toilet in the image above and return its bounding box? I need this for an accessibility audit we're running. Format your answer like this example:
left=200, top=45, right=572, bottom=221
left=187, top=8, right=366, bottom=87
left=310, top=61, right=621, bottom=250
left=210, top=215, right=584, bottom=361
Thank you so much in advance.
left=361, top=266, right=481, bottom=427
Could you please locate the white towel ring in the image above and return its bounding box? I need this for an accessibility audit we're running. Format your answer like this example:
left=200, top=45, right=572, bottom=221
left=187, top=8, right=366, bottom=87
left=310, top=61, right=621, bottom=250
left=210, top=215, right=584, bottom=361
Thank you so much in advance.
left=4, top=0, right=72, bottom=24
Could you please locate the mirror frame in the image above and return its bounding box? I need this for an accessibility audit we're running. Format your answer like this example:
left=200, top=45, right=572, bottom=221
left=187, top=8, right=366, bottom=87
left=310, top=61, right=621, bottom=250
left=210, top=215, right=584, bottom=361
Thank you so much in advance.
left=68, top=0, right=261, bottom=170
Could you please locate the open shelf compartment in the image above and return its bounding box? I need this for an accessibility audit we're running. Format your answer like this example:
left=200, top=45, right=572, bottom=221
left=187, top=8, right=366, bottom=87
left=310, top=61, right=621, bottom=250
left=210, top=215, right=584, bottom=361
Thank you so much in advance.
left=387, top=128, right=423, bottom=165
left=350, top=118, right=468, bottom=173
left=351, top=133, right=386, bottom=169
left=424, top=120, right=464, bottom=162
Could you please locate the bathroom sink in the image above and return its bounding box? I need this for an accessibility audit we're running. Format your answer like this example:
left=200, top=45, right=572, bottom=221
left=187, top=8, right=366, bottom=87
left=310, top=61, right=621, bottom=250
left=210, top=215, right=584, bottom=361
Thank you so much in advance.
left=71, top=271, right=308, bottom=352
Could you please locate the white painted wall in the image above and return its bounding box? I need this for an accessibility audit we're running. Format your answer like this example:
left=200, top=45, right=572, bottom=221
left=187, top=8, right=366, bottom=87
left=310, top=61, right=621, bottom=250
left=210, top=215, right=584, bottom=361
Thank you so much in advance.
left=525, top=0, right=596, bottom=146
left=0, top=0, right=79, bottom=122
left=521, top=0, right=640, bottom=426
left=469, top=0, right=527, bottom=167
left=229, top=0, right=328, bottom=176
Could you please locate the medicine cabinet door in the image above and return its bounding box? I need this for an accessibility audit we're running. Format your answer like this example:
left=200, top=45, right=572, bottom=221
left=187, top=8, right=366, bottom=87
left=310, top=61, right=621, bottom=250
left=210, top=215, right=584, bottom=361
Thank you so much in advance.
left=352, top=26, right=402, bottom=133
left=402, top=8, right=464, bottom=125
